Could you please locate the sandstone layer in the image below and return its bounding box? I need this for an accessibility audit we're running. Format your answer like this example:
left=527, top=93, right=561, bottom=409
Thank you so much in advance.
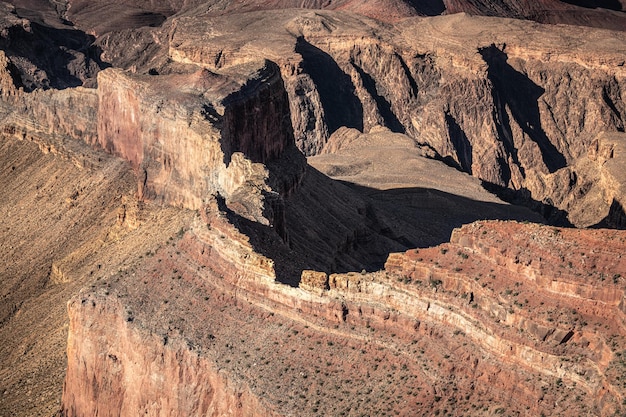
left=0, top=2, right=626, bottom=417
left=61, top=211, right=626, bottom=416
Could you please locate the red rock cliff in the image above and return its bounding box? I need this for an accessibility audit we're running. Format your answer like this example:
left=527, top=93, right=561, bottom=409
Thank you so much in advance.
left=62, top=289, right=280, bottom=417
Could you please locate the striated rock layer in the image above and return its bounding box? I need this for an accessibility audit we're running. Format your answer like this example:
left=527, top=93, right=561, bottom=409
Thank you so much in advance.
left=63, top=289, right=280, bottom=417
left=162, top=9, right=626, bottom=227
left=1, top=3, right=626, bottom=417
left=61, top=209, right=626, bottom=416
left=4, top=2, right=624, bottom=227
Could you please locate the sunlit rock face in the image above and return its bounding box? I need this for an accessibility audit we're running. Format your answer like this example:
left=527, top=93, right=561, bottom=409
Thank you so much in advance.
left=1, top=1, right=626, bottom=416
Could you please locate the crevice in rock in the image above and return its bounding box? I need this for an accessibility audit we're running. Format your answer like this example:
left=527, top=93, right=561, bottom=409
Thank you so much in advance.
left=396, top=53, right=419, bottom=99
left=351, top=60, right=405, bottom=133
left=490, top=86, right=523, bottom=184
left=480, top=44, right=567, bottom=174
left=444, top=111, right=473, bottom=174
left=221, top=60, right=294, bottom=166
left=3, top=58, right=25, bottom=89
left=295, top=36, right=363, bottom=135
left=602, top=81, right=625, bottom=132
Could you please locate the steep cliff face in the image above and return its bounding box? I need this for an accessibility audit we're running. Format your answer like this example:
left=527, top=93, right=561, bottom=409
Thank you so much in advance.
left=0, top=48, right=99, bottom=149
left=0, top=38, right=305, bottom=225
left=0, top=116, right=193, bottom=417
left=60, top=208, right=626, bottom=416
left=96, top=67, right=224, bottom=209
left=590, top=132, right=626, bottom=228
left=62, top=289, right=279, bottom=417
left=163, top=10, right=626, bottom=226
left=296, top=14, right=626, bottom=226
left=96, top=59, right=305, bottom=227
left=2, top=4, right=626, bottom=417
left=221, top=61, right=294, bottom=165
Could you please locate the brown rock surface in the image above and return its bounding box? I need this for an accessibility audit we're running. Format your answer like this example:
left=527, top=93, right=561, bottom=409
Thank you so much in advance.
left=0, top=2, right=626, bottom=417
left=9, top=0, right=625, bottom=32
left=159, top=8, right=626, bottom=226
left=60, top=211, right=626, bottom=416
left=0, top=133, right=193, bottom=417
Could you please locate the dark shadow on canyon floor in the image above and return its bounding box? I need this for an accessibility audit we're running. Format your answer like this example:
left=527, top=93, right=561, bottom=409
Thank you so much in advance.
left=592, top=198, right=626, bottom=229
left=481, top=181, right=574, bottom=227
left=405, top=0, right=446, bottom=16
left=221, top=167, right=547, bottom=287
left=559, top=0, right=623, bottom=11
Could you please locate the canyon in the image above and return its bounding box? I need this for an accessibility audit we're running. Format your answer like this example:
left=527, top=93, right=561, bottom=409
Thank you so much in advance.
left=0, top=0, right=626, bottom=416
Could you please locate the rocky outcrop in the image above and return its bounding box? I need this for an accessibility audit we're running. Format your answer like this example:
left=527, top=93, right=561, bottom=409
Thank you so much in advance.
left=0, top=2, right=104, bottom=90
left=62, top=289, right=279, bottom=417
left=589, top=132, right=626, bottom=228
left=63, top=4, right=622, bottom=227
left=521, top=131, right=626, bottom=228
left=96, top=59, right=303, bottom=218
left=0, top=125, right=194, bottom=417
left=163, top=9, right=626, bottom=226
left=60, top=209, right=626, bottom=416
left=0, top=40, right=306, bottom=226
left=2, top=3, right=626, bottom=417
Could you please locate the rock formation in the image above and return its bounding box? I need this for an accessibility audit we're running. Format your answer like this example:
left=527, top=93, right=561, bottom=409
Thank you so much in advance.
left=161, top=8, right=626, bottom=226
left=0, top=1, right=626, bottom=416
left=60, top=212, right=626, bottom=416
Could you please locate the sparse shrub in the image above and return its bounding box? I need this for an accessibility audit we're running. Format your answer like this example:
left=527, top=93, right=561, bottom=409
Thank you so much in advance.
left=429, top=279, right=443, bottom=288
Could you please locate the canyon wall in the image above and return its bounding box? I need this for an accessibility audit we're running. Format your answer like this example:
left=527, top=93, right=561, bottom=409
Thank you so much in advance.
left=2, top=4, right=626, bottom=417
left=96, top=59, right=303, bottom=218
left=0, top=43, right=305, bottom=226
left=165, top=10, right=626, bottom=226
left=62, top=289, right=280, bottom=417
left=0, top=50, right=99, bottom=154
left=54, top=7, right=623, bottom=228
left=295, top=14, right=626, bottom=226
left=58, top=0, right=626, bottom=32
left=60, top=203, right=626, bottom=416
